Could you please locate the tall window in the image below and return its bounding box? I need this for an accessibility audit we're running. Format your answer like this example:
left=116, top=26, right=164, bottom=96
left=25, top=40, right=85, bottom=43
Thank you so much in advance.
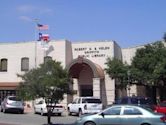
left=21, top=57, right=29, bottom=71
left=44, top=56, right=52, bottom=63
left=1, top=58, right=7, bottom=72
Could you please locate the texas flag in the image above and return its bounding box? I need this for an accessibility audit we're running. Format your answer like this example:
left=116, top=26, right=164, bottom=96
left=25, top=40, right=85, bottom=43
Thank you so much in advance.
left=39, top=33, right=50, bottom=41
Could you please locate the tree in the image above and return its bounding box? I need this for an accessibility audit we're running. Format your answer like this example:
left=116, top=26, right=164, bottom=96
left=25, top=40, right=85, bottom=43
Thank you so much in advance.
left=17, top=60, right=70, bottom=125
left=131, top=41, right=166, bottom=101
left=105, top=58, right=130, bottom=98
left=163, top=32, right=166, bottom=42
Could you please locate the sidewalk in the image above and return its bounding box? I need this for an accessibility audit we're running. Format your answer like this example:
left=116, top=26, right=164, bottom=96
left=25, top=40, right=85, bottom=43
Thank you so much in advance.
left=0, top=123, right=19, bottom=125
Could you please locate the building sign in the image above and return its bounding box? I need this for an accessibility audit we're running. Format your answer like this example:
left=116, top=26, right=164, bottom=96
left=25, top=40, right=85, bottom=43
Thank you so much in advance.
left=74, top=46, right=110, bottom=58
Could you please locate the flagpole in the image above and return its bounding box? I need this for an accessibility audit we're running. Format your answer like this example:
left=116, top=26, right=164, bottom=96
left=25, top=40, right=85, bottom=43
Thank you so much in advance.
left=34, top=18, right=39, bottom=68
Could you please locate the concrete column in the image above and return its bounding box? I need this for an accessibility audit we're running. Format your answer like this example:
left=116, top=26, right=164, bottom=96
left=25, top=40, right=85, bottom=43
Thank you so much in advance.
left=93, top=78, right=101, bottom=98
left=105, top=74, right=115, bottom=105
left=73, top=78, right=79, bottom=98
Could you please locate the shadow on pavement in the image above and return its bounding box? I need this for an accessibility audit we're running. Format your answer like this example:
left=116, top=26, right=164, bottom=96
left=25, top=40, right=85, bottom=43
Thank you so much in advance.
left=43, top=124, right=75, bottom=125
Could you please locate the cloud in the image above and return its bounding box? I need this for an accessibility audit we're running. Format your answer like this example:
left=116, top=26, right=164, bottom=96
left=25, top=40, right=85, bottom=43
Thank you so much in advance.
left=17, top=5, right=54, bottom=15
left=19, top=16, right=32, bottom=22
left=40, top=8, right=54, bottom=15
left=17, top=5, right=37, bottom=13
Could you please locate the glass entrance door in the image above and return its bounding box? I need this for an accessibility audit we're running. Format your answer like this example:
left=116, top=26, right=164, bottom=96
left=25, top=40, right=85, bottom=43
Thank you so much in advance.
left=80, top=85, right=93, bottom=97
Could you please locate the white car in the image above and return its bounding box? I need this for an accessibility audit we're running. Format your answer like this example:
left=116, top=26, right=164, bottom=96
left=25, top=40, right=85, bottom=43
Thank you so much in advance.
left=1, top=96, right=24, bottom=114
left=67, top=97, right=103, bottom=116
left=34, top=98, right=64, bottom=116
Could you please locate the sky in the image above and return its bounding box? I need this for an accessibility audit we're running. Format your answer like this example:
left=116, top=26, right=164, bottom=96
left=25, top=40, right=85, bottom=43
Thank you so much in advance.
left=0, top=0, right=166, bottom=48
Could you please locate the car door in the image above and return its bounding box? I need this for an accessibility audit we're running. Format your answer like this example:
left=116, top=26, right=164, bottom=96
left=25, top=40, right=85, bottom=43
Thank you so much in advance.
left=158, top=101, right=166, bottom=114
left=69, top=98, right=79, bottom=113
left=120, top=106, right=143, bottom=125
left=98, top=106, right=122, bottom=125
left=35, top=100, right=43, bottom=113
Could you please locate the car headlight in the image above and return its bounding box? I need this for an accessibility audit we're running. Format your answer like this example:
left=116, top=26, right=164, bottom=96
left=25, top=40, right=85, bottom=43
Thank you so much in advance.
left=76, top=117, right=83, bottom=122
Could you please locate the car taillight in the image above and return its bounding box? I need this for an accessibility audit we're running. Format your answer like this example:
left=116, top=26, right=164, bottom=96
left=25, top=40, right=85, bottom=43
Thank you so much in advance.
left=160, top=116, right=166, bottom=122
left=84, top=105, right=87, bottom=110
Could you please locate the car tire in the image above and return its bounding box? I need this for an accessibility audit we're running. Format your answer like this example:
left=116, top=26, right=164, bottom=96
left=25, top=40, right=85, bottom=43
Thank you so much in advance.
left=20, top=110, right=24, bottom=114
left=58, top=113, right=61, bottom=116
left=68, top=108, right=72, bottom=116
left=3, top=108, right=6, bottom=113
left=41, top=109, right=44, bottom=116
left=84, top=121, right=96, bottom=125
left=34, top=108, right=37, bottom=114
left=78, top=109, right=82, bottom=117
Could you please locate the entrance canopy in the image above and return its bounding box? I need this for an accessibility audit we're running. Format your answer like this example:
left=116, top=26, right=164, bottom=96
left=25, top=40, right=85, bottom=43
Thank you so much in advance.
left=66, top=56, right=104, bottom=79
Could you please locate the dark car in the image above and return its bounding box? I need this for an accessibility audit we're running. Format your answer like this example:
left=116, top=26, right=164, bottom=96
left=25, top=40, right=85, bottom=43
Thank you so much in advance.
left=114, top=96, right=155, bottom=110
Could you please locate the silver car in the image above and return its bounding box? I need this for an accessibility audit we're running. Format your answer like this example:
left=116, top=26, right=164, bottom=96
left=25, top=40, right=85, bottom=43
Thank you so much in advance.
left=1, top=96, right=24, bottom=114
left=75, top=105, right=166, bottom=125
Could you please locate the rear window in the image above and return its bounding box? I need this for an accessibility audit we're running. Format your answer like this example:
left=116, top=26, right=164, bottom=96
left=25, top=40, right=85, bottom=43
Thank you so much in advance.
left=160, top=102, right=166, bottom=107
left=8, top=96, right=21, bottom=101
left=82, top=98, right=101, bottom=103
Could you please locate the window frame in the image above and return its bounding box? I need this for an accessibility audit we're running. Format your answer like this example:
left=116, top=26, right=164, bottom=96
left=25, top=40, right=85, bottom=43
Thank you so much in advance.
left=21, top=57, right=29, bottom=71
left=0, top=58, right=8, bottom=72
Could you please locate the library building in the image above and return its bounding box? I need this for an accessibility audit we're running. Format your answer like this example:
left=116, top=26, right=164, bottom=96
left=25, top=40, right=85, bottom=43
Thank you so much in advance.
left=0, top=39, right=150, bottom=107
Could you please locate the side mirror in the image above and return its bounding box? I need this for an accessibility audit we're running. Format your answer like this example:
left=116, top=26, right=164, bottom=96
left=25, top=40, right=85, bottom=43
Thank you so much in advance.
left=100, top=112, right=105, bottom=118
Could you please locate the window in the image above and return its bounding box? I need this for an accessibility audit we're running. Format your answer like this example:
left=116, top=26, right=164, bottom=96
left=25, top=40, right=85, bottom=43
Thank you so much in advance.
left=78, top=98, right=81, bottom=104
left=1, top=58, right=7, bottom=72
left=44, top=56, right=52, bottom=63
left=21, top=57, right=29, bottom=71
left=123, top=107, right=142, bottom=115
left=72, top=98, right=78, bottom=104
left=104, top=107, right=121, bottom=115
left=160, top=102, right=166, bottom=107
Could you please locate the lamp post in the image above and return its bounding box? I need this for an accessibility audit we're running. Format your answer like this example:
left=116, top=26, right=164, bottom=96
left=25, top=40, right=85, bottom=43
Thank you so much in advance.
left=127, top=70, right=131, bottom=97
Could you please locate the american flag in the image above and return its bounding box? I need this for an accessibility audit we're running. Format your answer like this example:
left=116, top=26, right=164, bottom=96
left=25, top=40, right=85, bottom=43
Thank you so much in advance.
left=37, top=24, right=49, bottom=30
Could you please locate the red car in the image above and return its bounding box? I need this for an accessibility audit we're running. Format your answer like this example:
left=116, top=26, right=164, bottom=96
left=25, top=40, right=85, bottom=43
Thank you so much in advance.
left=155, top=101, right=166, bottom=114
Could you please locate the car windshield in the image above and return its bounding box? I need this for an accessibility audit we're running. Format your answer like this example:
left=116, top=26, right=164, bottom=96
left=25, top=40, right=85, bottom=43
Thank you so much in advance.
left=83, top=98, right=101, bottom=103
left=8, top=96, right=21, bottom=101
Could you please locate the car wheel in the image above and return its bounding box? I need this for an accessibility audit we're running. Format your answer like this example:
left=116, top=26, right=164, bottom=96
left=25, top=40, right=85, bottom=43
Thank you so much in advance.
left=20, top=110, right=24, bottom=114
left=3, top=108, right=6, bottom=113
left=68, top=108, right=72, bottom=116
left=41, top=109, right=44, bottom=116
left=58, top=113, right=61, bottom=116
left=84, top=121, right=96, bottom=125
left=78, top=109, right=82, bottom=117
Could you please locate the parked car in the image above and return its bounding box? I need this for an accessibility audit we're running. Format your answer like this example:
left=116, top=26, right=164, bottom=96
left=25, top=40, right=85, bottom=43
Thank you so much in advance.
left=155, top=101, right=166, bottom=114
left=75, top=105, right=166, bottom=125
left=1, top=95, right=24, bottom=114
left=34, top=98, right=65, bottom=116
left=67, top=97, right=103, bottom=116
left=114, top=96, right=155, bottom=110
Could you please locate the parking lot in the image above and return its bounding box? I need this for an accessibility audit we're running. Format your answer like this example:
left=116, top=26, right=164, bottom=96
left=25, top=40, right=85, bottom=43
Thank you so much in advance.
left=0, top=111, right=78, bottom=125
